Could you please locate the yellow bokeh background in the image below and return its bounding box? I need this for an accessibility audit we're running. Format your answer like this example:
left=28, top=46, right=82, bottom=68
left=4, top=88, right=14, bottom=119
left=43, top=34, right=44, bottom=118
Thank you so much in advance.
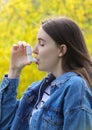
left=0, top=0, right=92, bottom=98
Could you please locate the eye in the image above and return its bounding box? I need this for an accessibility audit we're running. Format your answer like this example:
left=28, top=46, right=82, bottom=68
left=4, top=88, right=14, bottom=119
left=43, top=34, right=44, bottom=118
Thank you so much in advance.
left=38, top=40, right=45, bottom=46
left=40, top=43, right=44, bottom=46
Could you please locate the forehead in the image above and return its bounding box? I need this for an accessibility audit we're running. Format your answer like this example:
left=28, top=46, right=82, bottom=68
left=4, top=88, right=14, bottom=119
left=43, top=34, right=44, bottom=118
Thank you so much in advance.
left=37, top=27, right=53, bottom=41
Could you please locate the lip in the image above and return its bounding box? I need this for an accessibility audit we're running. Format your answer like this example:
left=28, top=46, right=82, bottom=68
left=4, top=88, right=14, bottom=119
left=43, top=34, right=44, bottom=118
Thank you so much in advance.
left=35, top=61, right=38, bottom=64
left=35, top=58, right=39, bottom=64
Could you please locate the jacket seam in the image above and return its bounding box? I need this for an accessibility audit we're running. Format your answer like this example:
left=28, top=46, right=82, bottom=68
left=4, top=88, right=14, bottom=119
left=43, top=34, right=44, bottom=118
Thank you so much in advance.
left=65, top=106, right=92, bottom=115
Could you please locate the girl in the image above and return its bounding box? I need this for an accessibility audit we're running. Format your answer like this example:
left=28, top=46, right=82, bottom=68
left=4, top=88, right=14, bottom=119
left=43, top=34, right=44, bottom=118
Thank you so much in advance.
left=0, top=17, right=92, bottom=130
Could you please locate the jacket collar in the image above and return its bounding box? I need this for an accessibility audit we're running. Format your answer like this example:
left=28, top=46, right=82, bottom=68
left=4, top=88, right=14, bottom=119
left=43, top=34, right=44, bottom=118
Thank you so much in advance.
left=51, top=72, right=78, bottom=87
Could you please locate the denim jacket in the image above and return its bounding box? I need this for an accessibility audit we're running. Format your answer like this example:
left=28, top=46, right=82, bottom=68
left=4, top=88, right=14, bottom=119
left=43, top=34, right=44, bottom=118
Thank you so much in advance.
left=0, top=72, right=92, bottom=130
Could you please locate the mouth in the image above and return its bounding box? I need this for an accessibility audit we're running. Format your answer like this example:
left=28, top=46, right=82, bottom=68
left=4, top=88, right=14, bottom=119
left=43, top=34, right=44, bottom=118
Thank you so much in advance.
left=35, top=58, right=39, bottom=64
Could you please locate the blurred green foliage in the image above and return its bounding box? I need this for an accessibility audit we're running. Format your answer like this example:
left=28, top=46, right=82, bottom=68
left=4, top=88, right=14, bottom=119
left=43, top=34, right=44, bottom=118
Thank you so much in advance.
left=0, top=0, right=92, bottom=98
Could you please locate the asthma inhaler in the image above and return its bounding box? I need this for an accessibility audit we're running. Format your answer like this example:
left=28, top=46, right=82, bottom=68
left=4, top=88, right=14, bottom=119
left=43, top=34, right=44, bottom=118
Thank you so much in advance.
left=26, top=45, right=37, bottom=62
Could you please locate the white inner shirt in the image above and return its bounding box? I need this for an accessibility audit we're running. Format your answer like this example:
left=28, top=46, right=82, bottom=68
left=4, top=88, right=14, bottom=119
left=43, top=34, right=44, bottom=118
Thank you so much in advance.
left=30, top=85, right=51, bottom=123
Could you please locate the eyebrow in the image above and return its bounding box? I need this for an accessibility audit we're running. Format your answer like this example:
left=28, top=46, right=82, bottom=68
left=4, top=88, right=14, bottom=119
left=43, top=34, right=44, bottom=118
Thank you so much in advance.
left=38, top=38, right=46, bottom=42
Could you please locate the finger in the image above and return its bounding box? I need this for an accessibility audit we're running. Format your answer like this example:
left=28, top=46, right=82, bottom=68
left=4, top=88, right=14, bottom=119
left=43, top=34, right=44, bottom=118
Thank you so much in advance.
left=12, top=44, right=18, bottom=51
left=22, top=41, right=27, bottom=46
left=18, top=41, right=23, bottom=46
left=18, top=41, right=25, bottom=50
left=22, top=41, right=28, bottom=51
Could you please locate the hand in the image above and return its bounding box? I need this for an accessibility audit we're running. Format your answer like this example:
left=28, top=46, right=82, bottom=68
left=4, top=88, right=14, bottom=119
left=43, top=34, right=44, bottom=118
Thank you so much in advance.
left=8, top=41, right=32, bottom=78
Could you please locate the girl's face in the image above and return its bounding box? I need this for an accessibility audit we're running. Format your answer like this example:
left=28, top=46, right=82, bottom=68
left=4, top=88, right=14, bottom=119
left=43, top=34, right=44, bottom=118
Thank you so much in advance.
left=33, top=27, right=62, bottom=76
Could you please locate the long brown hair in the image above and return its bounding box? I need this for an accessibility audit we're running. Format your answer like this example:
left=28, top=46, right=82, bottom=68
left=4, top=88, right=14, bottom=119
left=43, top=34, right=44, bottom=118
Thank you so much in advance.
left=42, top=17, right=92, bottom=90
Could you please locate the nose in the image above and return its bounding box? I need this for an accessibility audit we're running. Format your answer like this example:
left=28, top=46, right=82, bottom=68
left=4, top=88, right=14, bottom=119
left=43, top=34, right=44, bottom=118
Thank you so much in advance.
left=32, top=44, right=38, bottom=54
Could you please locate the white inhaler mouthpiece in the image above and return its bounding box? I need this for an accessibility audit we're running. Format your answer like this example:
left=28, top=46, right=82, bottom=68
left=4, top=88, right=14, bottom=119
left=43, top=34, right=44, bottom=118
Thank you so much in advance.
left=26, top=45, right=37, bottom=62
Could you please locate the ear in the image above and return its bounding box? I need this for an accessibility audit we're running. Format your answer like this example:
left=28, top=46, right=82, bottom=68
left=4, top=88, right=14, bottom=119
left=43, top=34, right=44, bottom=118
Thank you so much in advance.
left=58, top=44, right=67, bottom=57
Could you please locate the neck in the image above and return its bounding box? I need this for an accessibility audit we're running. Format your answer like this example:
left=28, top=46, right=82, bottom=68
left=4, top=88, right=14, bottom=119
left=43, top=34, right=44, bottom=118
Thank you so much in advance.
left=51, top=68, right=65, bottom=78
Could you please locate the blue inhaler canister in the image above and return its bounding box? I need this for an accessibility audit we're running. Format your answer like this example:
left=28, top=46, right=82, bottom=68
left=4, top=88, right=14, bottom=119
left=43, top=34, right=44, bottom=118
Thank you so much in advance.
left=26, top=45, right=37, bottom=62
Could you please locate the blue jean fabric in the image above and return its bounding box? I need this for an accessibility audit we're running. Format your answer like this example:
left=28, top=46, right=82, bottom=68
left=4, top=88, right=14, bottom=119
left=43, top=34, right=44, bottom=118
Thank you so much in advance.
left=0, top=72, right=92, bottom=130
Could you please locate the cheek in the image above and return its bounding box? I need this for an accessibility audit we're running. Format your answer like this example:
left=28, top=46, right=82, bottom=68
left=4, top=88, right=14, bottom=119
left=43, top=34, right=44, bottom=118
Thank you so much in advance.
left=38, top=45, right=59, bottom=62
left=39, top=49, right=49, bottom=59
left=40, top=49, right=58, bottom=63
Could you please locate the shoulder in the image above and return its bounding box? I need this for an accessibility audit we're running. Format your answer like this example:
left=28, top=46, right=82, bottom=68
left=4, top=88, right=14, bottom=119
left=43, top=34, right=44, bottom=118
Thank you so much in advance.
left=66, top=75, right=91, bottom=94
left=68, top=74, right=84, bottom=85
left=57, top=74, right=86, bottom=94
left=63, top=75, right=92, bottom=113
